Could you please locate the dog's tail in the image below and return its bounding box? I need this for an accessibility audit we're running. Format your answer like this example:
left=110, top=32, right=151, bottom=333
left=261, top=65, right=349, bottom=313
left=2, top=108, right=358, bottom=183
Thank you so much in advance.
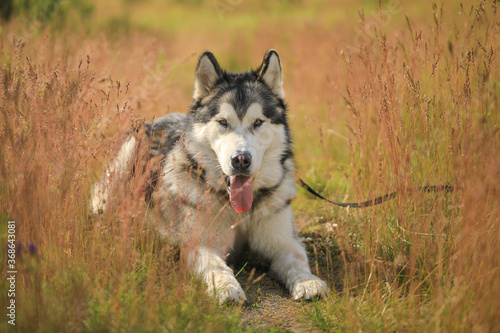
left=90, top=135, right=138, bottom=214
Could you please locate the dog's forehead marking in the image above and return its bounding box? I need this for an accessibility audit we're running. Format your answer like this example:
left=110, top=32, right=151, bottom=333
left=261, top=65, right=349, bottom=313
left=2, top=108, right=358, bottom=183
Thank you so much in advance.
left=219, top=102, right=238, bottom=120
left=219, top=102, right=264, bottom=124
left=243, top=103, right=264, bottom=122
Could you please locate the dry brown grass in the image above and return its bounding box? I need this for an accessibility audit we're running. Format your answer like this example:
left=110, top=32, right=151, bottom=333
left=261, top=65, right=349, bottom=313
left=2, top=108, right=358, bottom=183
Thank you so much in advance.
left=1, top=0, right=499, bottom=331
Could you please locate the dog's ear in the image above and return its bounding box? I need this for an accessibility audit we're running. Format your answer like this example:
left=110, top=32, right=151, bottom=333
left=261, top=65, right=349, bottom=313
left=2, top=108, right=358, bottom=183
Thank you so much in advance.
left=257, top=49, right=284, bottom=99
left=194, top=51, right=223, bottom=100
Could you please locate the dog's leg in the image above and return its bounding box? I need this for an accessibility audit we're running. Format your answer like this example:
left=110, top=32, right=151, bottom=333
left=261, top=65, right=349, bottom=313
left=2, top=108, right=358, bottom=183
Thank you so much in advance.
left=249, top=208, right=328, bottom=300
left=90, top=135, right=137, bottom=214
left=186, top=246, right=246, bottom=304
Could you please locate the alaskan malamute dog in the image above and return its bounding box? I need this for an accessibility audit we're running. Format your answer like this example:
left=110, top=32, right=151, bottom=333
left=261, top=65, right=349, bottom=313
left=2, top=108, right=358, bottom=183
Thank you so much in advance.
left=91, top=50, right=327, bottom=303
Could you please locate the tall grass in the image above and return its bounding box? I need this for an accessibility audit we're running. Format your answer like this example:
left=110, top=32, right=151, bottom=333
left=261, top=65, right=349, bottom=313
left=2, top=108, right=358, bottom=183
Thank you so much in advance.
left=0, top=0, right=499, bottom=332
left=304, top=1, right=499, bottom=331
left=0, top=34, right=247, bottom=332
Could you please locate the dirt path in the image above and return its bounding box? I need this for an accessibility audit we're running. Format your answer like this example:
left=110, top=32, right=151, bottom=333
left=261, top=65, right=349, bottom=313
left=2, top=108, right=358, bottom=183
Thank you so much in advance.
left=234, top=235, right=344, bottom=332
left=238, top=265, right=311, bottom=332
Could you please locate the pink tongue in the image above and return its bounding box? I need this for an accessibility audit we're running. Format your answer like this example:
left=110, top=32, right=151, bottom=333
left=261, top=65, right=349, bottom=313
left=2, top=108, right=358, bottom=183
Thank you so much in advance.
left=229, top=175, right=253, bottom=213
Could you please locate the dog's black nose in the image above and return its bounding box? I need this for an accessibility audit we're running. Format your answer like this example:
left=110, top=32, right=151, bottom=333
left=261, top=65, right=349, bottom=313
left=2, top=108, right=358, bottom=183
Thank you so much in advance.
left=231, top=151, right=252, bottom=171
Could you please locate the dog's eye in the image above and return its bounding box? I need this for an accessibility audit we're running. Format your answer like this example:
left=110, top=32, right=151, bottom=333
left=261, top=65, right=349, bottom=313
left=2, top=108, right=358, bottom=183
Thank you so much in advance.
left=218, top=119, right=228, bottom=127
left=253, top=119, right=264, bottom=128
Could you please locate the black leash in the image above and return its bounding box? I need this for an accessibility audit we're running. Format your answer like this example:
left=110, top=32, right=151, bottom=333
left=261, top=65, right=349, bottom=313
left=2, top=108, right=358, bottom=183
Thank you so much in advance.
left=297, top=177, right=455, bottom=208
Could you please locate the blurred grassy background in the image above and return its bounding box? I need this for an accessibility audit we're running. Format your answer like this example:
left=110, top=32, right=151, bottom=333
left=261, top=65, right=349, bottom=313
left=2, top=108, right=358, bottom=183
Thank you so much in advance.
left=1, top=0, right=499, bottom=331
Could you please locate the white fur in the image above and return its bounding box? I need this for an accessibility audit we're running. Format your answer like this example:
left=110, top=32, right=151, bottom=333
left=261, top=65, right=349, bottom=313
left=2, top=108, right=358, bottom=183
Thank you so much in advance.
left=90, top=135, right=137, bottom=214
left=193, top=54, right=219, bottom=100
left=191, top=102, right=286, bottom=183
left=91, top=108, right=327, bottom=303
left=168, top=101, right=327, bottom=303
left=260, top=50, right=285, bottom=99
left=188, top=246, right=246, bottom=304
left=91, top=50, right=327, bottom=304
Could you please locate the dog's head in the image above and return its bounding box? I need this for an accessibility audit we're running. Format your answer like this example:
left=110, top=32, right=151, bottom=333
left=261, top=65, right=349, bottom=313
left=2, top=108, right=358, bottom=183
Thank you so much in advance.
left=188, top=50, right=291, bottom=213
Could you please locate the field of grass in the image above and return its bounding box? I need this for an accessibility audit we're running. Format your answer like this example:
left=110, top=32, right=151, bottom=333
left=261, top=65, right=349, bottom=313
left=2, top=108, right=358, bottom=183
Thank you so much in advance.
left=1, top=0, right=499, bottom=331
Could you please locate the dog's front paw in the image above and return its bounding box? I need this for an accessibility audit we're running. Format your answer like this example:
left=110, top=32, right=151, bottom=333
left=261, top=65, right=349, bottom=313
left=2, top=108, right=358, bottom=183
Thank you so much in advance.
left=207, top=272, right=246, bottom=304
left=291, top=275, right=328, bottom=300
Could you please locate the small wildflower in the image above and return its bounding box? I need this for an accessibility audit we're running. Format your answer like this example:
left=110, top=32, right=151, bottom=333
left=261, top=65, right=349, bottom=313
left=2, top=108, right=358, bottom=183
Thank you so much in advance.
left=28, top=242, right=37, bottom=255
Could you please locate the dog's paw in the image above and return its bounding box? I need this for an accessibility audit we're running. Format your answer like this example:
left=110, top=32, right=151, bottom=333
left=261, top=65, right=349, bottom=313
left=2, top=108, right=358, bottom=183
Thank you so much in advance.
left=207, top=272, right=246, bottom=304
left=291, top=275, right=328, bottom=300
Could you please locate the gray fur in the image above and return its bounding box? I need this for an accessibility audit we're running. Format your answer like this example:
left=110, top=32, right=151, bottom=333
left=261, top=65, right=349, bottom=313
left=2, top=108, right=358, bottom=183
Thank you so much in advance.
left=91, top=50, right=327, bottom=303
